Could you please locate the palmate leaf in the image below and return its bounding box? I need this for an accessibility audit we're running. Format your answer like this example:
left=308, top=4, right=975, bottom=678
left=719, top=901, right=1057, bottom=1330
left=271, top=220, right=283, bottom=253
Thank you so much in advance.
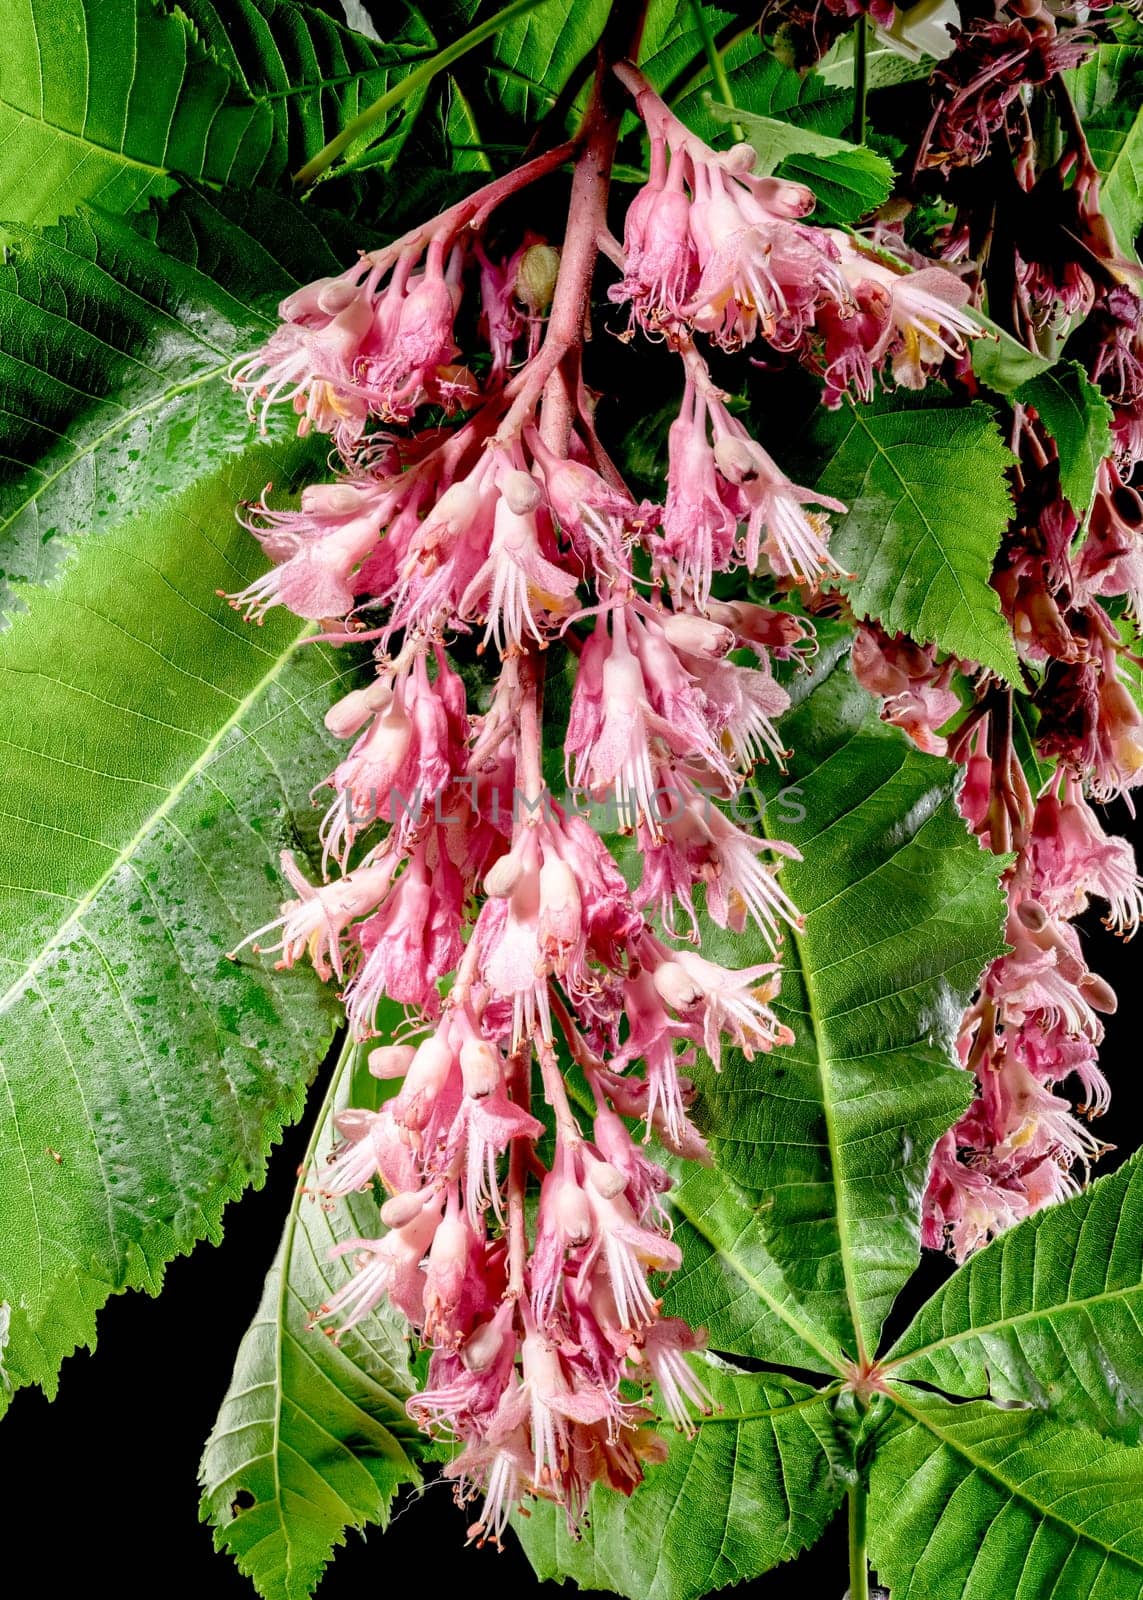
left=201, top=1039, right=426, bottom=1600
left=869, top=1389, right=1143, bottom=1599
left=1069, top=44, right=1143, bottom=257
left=807, top=390, right=1020, bottom=681
left=517, top=1369, right=845, bottom=1600
left=0, top=443, right=353, bottom=1416
left=885, top=1154, right=1143, bottom=1441
left=691, top=629, right=1007, bottom=1361
left=0, top=186, right=361, bottom=620
left=0, top=0, right=429, bottom=228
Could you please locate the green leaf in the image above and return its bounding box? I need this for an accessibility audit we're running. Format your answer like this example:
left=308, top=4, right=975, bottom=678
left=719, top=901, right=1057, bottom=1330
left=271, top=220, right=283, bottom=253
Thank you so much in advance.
left=1069, top=44, right=1143, bottom=257
left=663, top=1164, right=851, bottom=1374
left=869, top=1389, right=1143, bottom=1599
left=673, top=39, right=850, bottom=142
left=200, top=1040, right=426, bottom=1600
left=1016, top=360, right=1113, bottom=515
left=816, top=30, right=936, bottom=90
left=807, top=391, right=1020, bottom=681
left=970, top=311, right=1054, bottom=394
left=176, top=0, right=434, bottom=178
left=0, top=0, right=428, bottom=228
left=692, top=632, right=1007, bottom=1360
left=0, top=186, right=361, bottom=620
left=885, top=1155, right=1143, bottom=1441
left=516, top=1368, right=844, bottom=1600
left=0, top=443, right=352, bottom=1417
left=486, top=0, right=608, bottom=122
left=709, top=101, right=894, bottom=225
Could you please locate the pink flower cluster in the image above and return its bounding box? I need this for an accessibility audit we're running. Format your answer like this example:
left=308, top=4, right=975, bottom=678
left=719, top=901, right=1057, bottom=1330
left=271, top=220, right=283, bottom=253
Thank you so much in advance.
left=610, top=65, right=977, bottom=410
left=223, top=66, right=1007, bottom=1529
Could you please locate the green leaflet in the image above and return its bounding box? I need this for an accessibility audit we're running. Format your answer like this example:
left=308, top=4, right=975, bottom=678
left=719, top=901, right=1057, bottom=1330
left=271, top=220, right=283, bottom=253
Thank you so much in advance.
left=673, top=36, right=852, bottom=140
left=663, top=1163, right=849, bottom=1374
left=1069, top=44, right=1143, bottom=258
left=970, top=310, right=1054, bottom=394
left=0, top=0, right=428, bottom=228
left=1016, top=360, right=1113, bottom=516
left=869, top=1390, right=1143, bottom=1599
left=692, top=630, right=1007, bottom=1361
left=516, top=1368, right=844, bottom=1600
left=0, top=187, right=360, bottom=620
left=807, top=391, right=1020, bottom=681
left=886, top=1154, right=1143, bottom=1441
left=708, top=101, right=894, bottom=226
left=200, top=1040, right=427, bottom=1600
left=0, top=444, right=353, bottom=1416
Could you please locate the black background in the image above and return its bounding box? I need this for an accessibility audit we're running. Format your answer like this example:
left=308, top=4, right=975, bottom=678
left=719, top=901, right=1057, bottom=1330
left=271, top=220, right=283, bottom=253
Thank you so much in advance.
left=5, top=817, right=1140, bottom=1597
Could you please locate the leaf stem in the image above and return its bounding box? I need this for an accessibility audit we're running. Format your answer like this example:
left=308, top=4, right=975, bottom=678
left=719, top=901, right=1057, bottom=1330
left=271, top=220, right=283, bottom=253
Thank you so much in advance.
left=293, top=0, right=555, bottom=187
left=853, top=15, right=869, bottom=146
left=687, top=0, right=744, bottom=142
left=848, top=1479, right=870, bottom=1600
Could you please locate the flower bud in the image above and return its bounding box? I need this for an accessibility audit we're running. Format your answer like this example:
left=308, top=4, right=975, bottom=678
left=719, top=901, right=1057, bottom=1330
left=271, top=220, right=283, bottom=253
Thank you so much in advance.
left=660, top=612, right=736, bottom=658
left=460, top=1037, right=501, bottom=1099
left=368, top=1043, right=416, bottom=1079
left=461, top=1318, right=505, bottom=1373
left=515, top=243, right=561, bottom=313
left=652, top=959, right=702, bottom=1011
left=1081, top=973, right=1118, bottom=1014
left=381, top=1190, right=429, bottom=1228
left=325, top=680, right=392, bottom=738
left=502, top=469, right=543, bottom=516
left=586, top=1159, right=627, bottom=1200
left=484, top=848, right=524, bottom=898
left=712, top=434, right=761, bottom=484
left=554, top=1179, right=593, bottom=1245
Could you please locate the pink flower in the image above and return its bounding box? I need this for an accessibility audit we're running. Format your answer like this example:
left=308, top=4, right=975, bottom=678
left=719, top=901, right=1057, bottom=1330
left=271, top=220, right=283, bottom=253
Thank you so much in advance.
left=851, top=624, right=961, bottom=756
left=314, top=1196, right=442, bottom=1336
left=632, top=1318, right=713, bottom=1433
left=649, top=943, right=792, bottom=1069
left=344, top=844, right=466, bottom=1031
left=318, top=1104, right=418, bottom=1198
left=224, top=479, right=387, bottom=622
left=458, top=467, right=580, bottom=653
left=230, top=851, right=393, bottom=981
left=442, top=1034, right=545, bottom=1220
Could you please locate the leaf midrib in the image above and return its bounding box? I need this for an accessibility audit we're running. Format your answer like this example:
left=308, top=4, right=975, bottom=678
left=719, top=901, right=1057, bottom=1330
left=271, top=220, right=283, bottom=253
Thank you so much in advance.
left=669, top=1180, right=845, bottom=1377
left=0, top=361, right=240, bottom=542
left=885, top=1281, right=1143, bottom=1372
left=0, top=96, right=174, bottom=180
left=890, top=1389, right=1143, bottom=1570
left=0, top=614, right=313, bottom=1014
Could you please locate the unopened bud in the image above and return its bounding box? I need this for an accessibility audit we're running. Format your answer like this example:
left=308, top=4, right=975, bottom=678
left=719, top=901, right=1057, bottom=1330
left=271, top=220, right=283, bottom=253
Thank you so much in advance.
left=484, top=848, right=524, bottom=898
left=723, top=143, right=757, bottom=174
left=515, top=242, right=561, bottom=313
left=586, top=1160, right=627, bottom=1199
left=325, top=680, right=392, bottom=738
left=381, top=1191, right=427, bottom=1229
left=555, top=1179, right=593, bottom=1245
left=462, top=1319, right=505, bottom=1373
left=368, top=1043, right=416, bottom=1080
left=502, top=469, right=543, bottom=516
left=1081, top=973, right=1118, bottom=1014
left=1016, top=898, right=1048, bottom=933
left=713, top=435, right=761, bottom=484
left=652, top=960, right=703, bottom=1012
left=316, top=279, right=365, bottom=316
left=660, top=613, right=736, bottom=658
left=460, top=1037, right=501, bottom=1099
